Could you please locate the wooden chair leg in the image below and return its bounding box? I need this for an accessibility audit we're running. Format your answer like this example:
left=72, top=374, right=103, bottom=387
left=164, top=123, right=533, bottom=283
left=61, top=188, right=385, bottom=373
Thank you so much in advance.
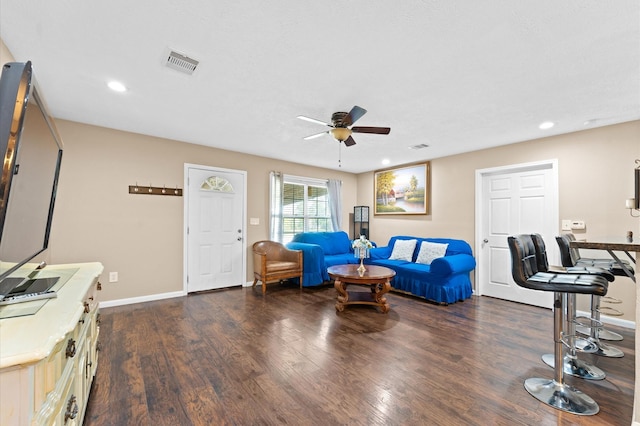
left=262, top=281, right=267, bottom=294
left=252, top=278, right=258, bottom=288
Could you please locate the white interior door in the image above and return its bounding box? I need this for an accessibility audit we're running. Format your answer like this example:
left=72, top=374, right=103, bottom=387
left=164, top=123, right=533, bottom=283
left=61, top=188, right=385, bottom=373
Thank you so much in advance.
left=185, top=164, right=246, bottom=292
left=476, top=160, right=559, bottom=308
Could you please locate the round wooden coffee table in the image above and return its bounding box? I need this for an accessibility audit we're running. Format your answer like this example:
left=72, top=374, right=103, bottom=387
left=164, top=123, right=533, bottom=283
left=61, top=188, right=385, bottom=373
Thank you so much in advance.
left=327, top=264, right=395, bottom=313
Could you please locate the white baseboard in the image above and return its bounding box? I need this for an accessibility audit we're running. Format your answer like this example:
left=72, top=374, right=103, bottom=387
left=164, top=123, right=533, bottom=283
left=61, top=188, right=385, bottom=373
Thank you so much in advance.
left=99, top=290, right=186, bottom=308
left=576, top=309, right=636, bottom=329
left=99, top=284, right=254, bottom=308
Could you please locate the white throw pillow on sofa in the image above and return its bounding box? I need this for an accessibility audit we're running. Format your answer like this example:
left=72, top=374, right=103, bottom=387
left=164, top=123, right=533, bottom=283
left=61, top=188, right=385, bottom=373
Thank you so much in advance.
left=389, top=239, right=417, bottom=261
left=415, top=241, right=449, bottom=265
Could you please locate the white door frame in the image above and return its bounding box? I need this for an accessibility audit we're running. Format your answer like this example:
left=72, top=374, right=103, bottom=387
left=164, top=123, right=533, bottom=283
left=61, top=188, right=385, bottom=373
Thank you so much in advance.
left=183, top=163, right=248, bottom=293
left=474, top=159, right=559, bottom=304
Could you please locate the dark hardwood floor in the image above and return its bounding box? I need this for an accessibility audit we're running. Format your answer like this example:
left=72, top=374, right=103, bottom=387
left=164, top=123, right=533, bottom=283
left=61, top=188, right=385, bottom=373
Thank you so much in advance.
left=85, top=283, right=634, bottom=426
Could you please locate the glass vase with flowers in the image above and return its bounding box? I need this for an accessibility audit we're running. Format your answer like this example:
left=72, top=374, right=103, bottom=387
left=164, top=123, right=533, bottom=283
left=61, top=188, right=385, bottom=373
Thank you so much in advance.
left=352, top=235, right=373, bottom=276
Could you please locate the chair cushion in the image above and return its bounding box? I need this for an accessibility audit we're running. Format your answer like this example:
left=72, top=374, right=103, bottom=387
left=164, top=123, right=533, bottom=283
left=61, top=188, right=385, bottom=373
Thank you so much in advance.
left=266, top=261, right=300, bottom=273
left=526, top=272, right=608, bottom=295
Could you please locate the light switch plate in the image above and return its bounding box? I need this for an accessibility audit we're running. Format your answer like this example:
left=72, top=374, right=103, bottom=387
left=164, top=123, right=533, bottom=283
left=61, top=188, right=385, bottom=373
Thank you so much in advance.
left=561, top=220, right=572, bottom=231
left=249, top=217, right=259, bottom=225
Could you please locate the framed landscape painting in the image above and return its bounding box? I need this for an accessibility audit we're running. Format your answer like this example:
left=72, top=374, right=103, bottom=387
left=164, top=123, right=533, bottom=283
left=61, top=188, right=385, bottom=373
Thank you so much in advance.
left=374, top=162, right=430, bottom=215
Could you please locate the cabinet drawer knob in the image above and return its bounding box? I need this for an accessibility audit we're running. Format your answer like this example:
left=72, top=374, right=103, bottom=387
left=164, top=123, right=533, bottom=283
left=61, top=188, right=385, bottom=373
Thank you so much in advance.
left=65, top=339, right=76, bottom=358
left=64, top=394, right=78, bottom=423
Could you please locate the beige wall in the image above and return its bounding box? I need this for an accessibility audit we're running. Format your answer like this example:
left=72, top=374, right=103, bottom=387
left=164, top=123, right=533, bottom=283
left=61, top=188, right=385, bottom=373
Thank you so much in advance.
left=48, top=121, right=357, bottom=302
left=358, top=121, right=640, bottom=320
left=53, top=118, right=638, bottom=319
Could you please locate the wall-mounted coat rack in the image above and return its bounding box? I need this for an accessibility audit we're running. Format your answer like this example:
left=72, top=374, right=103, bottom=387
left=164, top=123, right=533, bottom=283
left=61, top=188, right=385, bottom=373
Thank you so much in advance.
left=128, top=184, right=183, bottom=196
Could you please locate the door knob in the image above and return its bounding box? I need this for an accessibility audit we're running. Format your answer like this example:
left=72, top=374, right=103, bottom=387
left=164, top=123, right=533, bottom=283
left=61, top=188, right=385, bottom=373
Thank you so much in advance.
left=483, top=238, right=489, bottom=243
left=237, top=236, right=242, bottom=241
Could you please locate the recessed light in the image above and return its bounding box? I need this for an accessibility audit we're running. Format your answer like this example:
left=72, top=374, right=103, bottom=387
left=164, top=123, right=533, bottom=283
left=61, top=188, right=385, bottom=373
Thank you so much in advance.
left=381, top=159, right=390, bottom=165
left=539, top=121, right=554, bottom=130
left=108, top=81, right=127, bottom=92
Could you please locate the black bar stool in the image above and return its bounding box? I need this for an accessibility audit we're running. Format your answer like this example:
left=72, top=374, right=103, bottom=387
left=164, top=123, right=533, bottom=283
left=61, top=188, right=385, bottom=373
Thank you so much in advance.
left=530, top=234, right=613, bottom=380
left=508, top=234, right=609, bottom=415
left=556, top=234, right=631, bottom=355
left=556, top=233, right=631, bottom=341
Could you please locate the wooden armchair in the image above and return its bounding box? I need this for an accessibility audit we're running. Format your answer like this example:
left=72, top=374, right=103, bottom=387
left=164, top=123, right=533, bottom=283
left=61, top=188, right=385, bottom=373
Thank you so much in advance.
left=252, top=240, right=303, bottom=293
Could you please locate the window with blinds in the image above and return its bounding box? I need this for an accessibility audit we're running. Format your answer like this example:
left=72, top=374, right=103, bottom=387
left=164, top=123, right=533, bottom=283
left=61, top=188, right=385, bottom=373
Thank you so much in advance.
left=282, top=179, right=331, bottom=243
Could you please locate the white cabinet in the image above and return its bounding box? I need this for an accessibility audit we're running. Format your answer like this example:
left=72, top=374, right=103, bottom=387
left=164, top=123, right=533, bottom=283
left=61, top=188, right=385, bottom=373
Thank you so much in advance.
left=0, top=263, right=103, bottom=426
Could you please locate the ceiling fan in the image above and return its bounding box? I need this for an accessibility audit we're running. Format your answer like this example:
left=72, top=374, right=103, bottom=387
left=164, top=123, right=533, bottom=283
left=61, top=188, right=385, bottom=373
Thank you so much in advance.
left=297, top=105, right=390, bottom=146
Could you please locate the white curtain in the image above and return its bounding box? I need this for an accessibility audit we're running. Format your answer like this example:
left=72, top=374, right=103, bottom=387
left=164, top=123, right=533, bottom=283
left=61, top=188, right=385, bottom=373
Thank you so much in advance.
left=327, top=179, right=342, bottom=231
left=269, top=171, right=284, bottom=242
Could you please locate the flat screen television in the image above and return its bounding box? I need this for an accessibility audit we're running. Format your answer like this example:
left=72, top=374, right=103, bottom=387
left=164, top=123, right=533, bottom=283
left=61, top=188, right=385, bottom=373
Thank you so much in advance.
left=0, top=61, right=63, bottom=298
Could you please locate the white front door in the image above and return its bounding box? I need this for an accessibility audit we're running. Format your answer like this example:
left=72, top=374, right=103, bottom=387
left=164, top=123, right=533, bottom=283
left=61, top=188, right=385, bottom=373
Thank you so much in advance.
left=185, top=164, right=246, bottom=292
left=476, top=160, right=558, bottom=308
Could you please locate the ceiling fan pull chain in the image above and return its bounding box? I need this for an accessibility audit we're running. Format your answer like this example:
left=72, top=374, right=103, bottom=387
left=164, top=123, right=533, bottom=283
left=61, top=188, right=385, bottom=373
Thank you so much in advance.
left=338, top=141, right=342, bottom=168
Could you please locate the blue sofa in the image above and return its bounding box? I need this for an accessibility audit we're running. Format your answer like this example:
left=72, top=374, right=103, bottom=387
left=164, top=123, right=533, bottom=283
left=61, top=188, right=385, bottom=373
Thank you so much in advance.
left=367, top=236, right=476, bottom=304
left=288, top=232, right=475, bottom=304
left=287, top=231, right=358, bottom=285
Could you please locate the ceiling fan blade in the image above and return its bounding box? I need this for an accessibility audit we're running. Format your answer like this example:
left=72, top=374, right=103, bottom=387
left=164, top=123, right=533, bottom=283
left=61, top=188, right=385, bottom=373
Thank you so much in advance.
left=343, top=106, right=367, bottom=126
left=297, top=115, right=331, bottom=126
left=303, top=131, right=329, bottom=140
left=351, top=126, right=391, bottom=135
left=343, top=135, right=356, bottom=147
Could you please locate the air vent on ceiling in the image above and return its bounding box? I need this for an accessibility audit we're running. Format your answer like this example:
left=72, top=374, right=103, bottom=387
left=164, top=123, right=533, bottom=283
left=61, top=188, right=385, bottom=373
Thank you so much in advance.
left=166, top=50, right=199, bottom=75
left=409, top=143, right=429, bottom=150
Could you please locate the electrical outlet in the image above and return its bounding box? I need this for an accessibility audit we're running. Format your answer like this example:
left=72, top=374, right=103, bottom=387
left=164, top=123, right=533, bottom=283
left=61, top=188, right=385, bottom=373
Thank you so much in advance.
left=109, top=272, right=118, bottom=283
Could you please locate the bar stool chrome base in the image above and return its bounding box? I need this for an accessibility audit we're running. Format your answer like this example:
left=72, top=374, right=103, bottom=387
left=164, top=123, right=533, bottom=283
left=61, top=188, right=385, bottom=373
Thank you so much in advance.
left=524, top=378, right=599, bottom=415
left=596, top=328, right=623, bottom=341
left=586, top=338, right=625, bottom=358
left=578, top=304, right=625, bottom=358
left=541, top=354, right=605, bottom=380
left=576, top=325, right=623, bottom=341
left=575, top=337, right=598, bottom=353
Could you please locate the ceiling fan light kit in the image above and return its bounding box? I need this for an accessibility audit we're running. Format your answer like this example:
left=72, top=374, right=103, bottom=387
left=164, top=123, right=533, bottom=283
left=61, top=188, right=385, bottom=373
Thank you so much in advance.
left=297, top=105, right=391, bottom=146
left=330, top=127, right=352, bottom=142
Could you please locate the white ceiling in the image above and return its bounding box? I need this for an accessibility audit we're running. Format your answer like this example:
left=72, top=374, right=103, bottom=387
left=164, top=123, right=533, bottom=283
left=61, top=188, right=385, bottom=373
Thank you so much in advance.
left=1, top=1, right=639, bottom=173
